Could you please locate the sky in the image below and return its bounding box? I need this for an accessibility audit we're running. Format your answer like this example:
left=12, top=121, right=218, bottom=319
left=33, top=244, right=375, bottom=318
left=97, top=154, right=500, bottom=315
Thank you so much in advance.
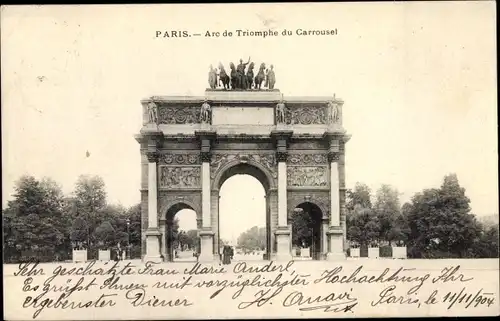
left=1, top=3, right=498, bottom=239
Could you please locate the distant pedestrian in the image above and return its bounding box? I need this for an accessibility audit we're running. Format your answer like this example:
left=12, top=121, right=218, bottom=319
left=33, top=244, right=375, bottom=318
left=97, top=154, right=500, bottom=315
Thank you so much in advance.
left=222, top=245, right=232, bottom=265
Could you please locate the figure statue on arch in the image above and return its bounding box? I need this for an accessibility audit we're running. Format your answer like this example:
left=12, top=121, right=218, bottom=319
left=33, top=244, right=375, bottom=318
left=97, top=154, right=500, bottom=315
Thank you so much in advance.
left=147, top=101, right=158, bottom=124
left=236, top=56, right=251, bottom=89
left=200, top=98, right=212, bottom=124
left=265, top=64, right=276, bottom=90
left=328, top=100, right=340, bottom=124
left=208, top=64, right=218, bottom=89
left=276, top=95, right=286, bottom=124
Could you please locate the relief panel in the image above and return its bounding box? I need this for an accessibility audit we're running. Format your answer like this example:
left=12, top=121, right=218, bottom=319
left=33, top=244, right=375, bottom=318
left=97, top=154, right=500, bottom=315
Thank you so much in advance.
left=287, top=166, right=328, bottom=187
left=286, top=105, right=327, bottom=125
left=159, top=166, right=201, bottom=189
left=158, top=106, right=200, bottom=124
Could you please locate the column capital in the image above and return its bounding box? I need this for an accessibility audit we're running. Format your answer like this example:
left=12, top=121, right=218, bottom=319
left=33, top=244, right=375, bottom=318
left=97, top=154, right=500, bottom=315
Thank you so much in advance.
left=327, top=152, right=340, bottom=163
left=146, top=151, right=159, bottom=163
left=276, top=151, right=288, bottom=162
left=200, top=152, right=212, bottom=163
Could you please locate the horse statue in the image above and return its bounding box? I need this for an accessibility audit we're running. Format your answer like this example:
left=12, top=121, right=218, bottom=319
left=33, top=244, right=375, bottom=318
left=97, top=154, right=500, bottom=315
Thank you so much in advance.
left=218, top=63, right=230, bottom=90
left=208, top=65, right=217, bottom=89
left=246, top=62, right=255, bottom=89
left=229, top=62, right=238, bottom=90
left=254, top=63, right=266, bottom=90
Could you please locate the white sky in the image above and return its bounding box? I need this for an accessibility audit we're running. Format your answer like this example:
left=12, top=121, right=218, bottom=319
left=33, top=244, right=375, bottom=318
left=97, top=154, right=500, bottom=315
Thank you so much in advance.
left=2, top=3, right=498, bottom=238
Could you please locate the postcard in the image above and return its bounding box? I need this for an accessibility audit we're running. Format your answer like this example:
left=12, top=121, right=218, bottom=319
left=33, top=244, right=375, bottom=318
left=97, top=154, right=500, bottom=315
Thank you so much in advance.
left=1, top=2, right=498, bottom=319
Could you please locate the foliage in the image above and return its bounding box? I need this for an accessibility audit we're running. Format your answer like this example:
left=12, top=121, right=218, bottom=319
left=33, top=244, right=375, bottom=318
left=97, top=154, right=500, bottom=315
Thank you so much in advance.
left=94, top=221, right=116, bottom=248
left=373, top=184, right=403, bottom=245
left=291, top=209, right=315, bottom=247
left=346, top=182, right=372, bottom=211
left=237, top=226, right=266, bottom=251
left=70, top=217, right=89, bottom=247
left=73, top=175, right=107, bottom=247
left=347, top=206, right=380, bottom=246
left=405, top=174, right=483, bottom=258
left=2, top=176, right=67, bottom=260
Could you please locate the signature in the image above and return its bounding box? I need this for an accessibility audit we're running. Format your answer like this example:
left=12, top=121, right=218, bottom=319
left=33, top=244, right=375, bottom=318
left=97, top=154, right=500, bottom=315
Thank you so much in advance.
left=282, top=290, right=358, bottom=313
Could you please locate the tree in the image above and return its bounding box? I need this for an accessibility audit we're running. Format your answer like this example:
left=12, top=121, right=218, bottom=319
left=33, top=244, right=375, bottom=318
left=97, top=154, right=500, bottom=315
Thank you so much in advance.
left=347, top=206, right=380, bottom=246
left=94, top=221, right=116, bottom=249
left=71, top=217, right=89, bottom=249
left=291, top=209, right=314, bottom=247
left=469, top=224, right=499, bottom=258
left=125, top=203, right=142, bottom=246
left=346, top=182, right=372, bottom=211
left=183, top=229, right=199, bottom=250
left=374, top=184, right=401, bottom=245
left=405, top=174, right=482, bottom=258
left=237, top=226, right=266, bottom=251
left=3, top=176, right=67, bottom=261
left=73, top=175, right=107, bottom=247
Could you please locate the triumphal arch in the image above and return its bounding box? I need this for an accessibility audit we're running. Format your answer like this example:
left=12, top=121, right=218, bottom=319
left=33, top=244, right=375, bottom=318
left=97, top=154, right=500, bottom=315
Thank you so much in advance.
left=135, top=66, right=350, bottom=262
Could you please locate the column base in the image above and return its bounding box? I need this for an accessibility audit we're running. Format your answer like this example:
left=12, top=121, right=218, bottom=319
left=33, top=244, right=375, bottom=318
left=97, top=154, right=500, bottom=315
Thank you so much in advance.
left=199, top=229, right=214, bottom=262
left=274, top=227, right=292, bottom=261
left=327, top=227, right=345, bottom=261
left=144, top=228, right=162, bottom=262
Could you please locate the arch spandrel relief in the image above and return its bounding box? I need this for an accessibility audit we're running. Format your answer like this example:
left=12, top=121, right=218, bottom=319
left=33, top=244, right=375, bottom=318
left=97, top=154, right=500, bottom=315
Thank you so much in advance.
left=210, top=153, right=278, bottom=180
left=288, top=191, right=330, bottom=219
left=158, top=191, right=202, bottom=220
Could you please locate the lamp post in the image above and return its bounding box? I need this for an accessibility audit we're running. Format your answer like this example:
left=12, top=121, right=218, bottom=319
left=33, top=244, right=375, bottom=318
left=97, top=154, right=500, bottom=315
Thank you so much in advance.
left=126, top=218, right=131, bottom=260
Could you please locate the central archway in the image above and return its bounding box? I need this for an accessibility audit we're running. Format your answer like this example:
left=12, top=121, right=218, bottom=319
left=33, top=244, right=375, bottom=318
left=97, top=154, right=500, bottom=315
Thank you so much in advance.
left=212, top=161, right=274, bottom=261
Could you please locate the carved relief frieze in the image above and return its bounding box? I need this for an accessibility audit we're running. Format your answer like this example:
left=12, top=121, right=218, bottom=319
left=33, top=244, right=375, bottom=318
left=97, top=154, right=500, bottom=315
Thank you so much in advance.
left=287, top=153, right=328, bottom=166
left=158, top=153, right=201, bottom=165
left=159, top=166, right=201, bottom=189
left=287, top=166, right=328, bottom=187
left=210, top=153, right=277, bottom=179
left=158, top=106, right=200, bottom=124
left=285, top=105, right=327, bottom=125
left=158, top=191, right=202, bottom=217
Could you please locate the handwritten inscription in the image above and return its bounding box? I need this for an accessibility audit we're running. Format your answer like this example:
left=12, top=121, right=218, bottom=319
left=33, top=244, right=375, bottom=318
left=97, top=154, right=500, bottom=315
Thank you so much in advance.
left=7, top=261, right=498, bottom=319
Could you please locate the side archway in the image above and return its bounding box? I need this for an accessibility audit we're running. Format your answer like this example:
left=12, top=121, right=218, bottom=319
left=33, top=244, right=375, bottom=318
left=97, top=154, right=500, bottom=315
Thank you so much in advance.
left=160, top=202, right=199, bottom=262
left=289, top=201, right=327, bottom=260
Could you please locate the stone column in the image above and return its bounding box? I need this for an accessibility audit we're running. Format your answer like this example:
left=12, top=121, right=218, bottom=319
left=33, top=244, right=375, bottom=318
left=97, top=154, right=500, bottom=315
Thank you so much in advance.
left=196, top=217, right=202, bottom=255
left=321, top=217, right=329, bottom=260
left=166, top=219, right=174, bottom=262
left=195, top=130, right=216, bottom=262
left=275, top=151, right=292, bottom=261
left=159, top=219, right=166, bottom=260
left=327, top=147, right=346, bottom=261
left=272, top=130, right=293, bottom=261
left=144, top=150, right=162, bottom=262
left=199, top=154, right=214, bottom=262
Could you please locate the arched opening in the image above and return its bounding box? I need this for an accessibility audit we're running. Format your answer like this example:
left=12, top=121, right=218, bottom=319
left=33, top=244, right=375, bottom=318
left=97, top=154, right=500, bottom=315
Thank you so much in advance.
left=217, top=163, right=271, bottom=261
left=291, top=202, right=323, bottom=260
left=164, top=203, right=198, bottom=262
